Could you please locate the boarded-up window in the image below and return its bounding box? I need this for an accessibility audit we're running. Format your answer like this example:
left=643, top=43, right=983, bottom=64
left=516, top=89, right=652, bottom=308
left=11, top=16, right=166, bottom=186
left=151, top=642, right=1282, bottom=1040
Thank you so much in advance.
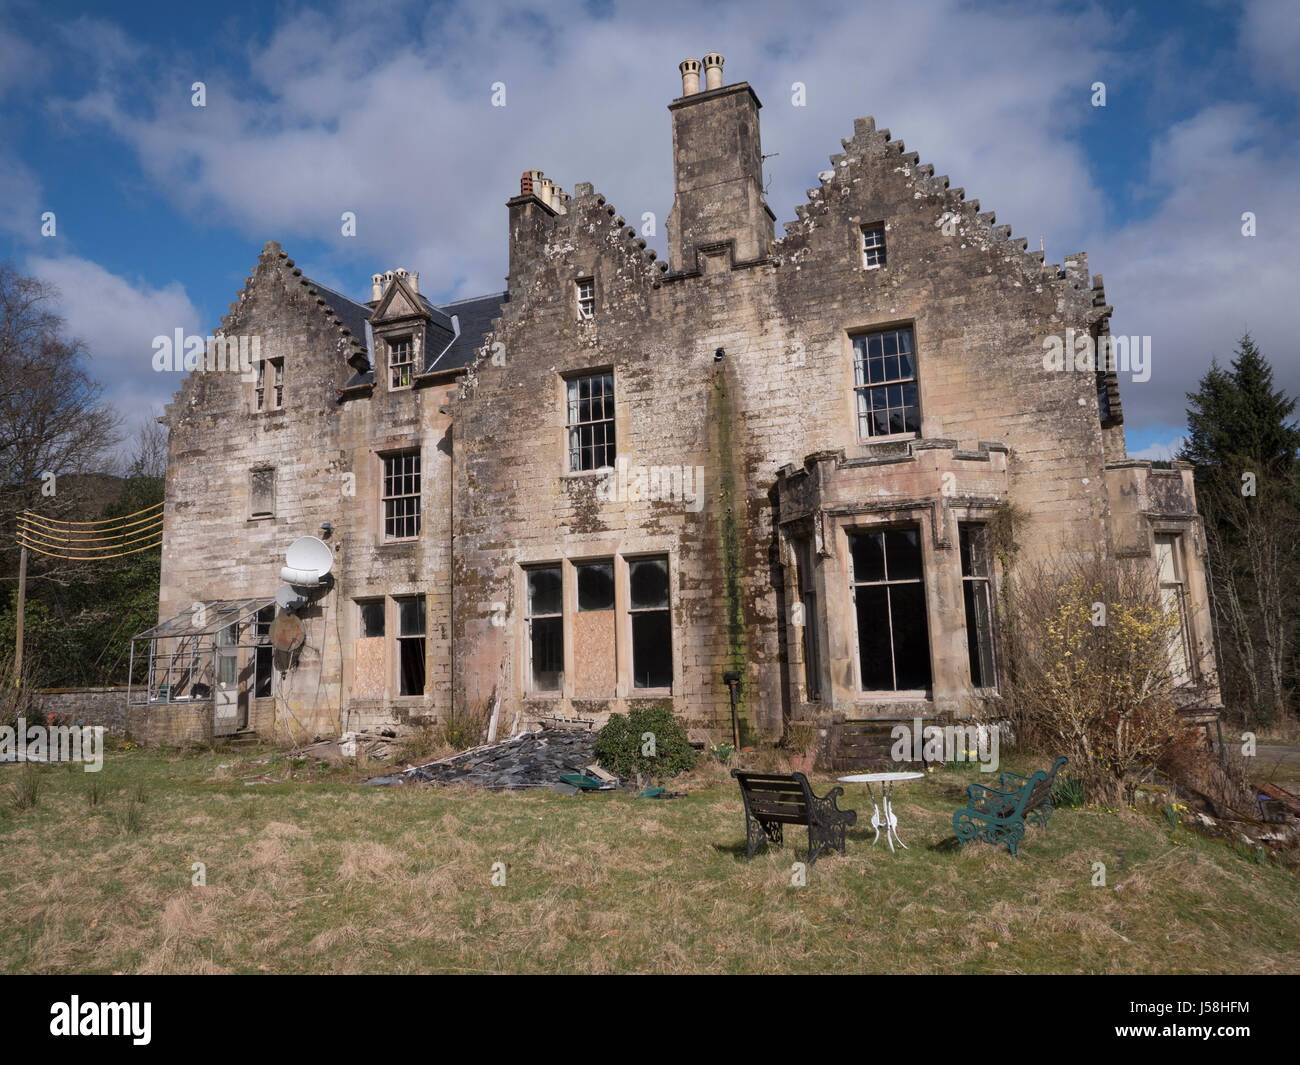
left=629, top=557, right=672, bottom=689
left=250, top=467, right=275, bottom=519
left=354, top=599, right=386, bottom=698
left=574, top=561, right=615, bottom=697
left=396, top=596, right=425, bottom=696
left=526, top=566, right=563, bottom=692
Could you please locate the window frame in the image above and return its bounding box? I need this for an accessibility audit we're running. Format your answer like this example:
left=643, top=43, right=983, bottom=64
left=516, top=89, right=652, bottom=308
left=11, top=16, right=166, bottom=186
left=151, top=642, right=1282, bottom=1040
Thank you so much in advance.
left=564, top=370, right=616, bottom=473
left=524, top=563, right=565, bottom=695
left=394, top=594, right=427, bottom=697
left=861, top=223, right=887, bottom=269
left=387, top=334, right=415, bottom=391
left=576, top=277, right=595, bottom=321
left=959, top=522, right=998, bottom=691
left=254, top=357, right=285, bottom=412
left=851, top=325, right=920, bottom=441
left=848, top=524, right=933, bottom=695
left=381, top=449, right=422, bottom=542
left=627, top=554, right=673, bottom=692
left=1155, top=532, right=1195, bottom=685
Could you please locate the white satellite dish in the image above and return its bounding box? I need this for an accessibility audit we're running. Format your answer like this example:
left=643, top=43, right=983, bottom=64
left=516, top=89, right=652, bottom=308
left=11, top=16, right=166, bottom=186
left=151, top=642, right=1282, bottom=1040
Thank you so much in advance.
left=275, top=584, right=307, bottom=611
left=280, top=535, right=334, bottom=586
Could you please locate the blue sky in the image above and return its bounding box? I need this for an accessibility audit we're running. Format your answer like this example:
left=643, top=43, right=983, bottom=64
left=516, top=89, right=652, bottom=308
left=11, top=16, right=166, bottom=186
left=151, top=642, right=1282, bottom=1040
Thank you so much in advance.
left=2, top=0, right=1296, bottom=463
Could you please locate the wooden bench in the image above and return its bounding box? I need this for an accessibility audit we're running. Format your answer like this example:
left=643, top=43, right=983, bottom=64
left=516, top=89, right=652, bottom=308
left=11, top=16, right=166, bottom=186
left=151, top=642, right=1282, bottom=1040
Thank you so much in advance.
left=952, top=756, right=1068, bottom=858
left=731, top=769, right=857, bottom=864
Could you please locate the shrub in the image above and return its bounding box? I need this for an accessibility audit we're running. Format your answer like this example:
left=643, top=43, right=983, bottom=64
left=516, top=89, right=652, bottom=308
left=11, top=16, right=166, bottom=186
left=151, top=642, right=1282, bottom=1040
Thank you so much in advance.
left=1052, top=774, right=1086, bottom=809
left=439, top=701, right=489, bottom=751
left=596, top=705, right=696, bottom=780
left=1000, top=553, right=1191, bottom=807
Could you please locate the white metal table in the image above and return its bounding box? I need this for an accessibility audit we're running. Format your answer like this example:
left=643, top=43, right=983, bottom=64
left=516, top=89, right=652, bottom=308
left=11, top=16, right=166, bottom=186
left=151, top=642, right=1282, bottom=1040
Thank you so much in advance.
left=837, top=771, right=926, bottom=851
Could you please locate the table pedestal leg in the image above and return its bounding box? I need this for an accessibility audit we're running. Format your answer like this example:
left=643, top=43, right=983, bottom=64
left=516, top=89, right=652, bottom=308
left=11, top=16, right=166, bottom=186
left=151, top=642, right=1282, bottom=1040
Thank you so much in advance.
left=883, top=783, right=908, bottom=851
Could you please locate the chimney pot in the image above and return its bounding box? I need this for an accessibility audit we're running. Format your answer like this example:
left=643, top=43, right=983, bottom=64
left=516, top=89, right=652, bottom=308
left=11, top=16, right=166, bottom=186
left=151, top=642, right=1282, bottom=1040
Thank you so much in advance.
left=679, top=57, right=700, bottom=96
left=702, top=52, right=724, bottom=90
left=371, top=273, right=384, bottom=301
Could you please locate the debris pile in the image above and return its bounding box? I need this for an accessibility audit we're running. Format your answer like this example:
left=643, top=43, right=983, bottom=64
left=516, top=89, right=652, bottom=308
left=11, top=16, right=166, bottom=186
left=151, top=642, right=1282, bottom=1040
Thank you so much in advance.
left=366, top=729, right=599, bottom=790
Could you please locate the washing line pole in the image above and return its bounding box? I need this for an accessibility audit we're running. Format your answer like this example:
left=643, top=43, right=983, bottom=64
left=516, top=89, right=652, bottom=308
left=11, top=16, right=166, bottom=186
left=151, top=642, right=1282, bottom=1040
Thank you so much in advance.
left=14, top=544, right=27, bottom=677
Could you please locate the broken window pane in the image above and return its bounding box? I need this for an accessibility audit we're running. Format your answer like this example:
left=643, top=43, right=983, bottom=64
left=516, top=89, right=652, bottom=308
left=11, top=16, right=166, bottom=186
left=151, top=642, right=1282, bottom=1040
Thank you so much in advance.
left=577, top=561, right=614, bottom=611
left=395, top=595, right=425, bottom=695
left=254, top=606, right=274, bottom=698
left=526, top=565, right=563, bottom=692
left=359, top=600, right=385, bottom=638
left=630, top=556, right=671, bottom=688
left=566, top=372, right=615, bottom=471
left=849, top=526, right=932, bottom=691
left=629, top=558, right=669, bottom=609
left=959, top=524, right=996, bottom=689
left=853, top=327, right=919, bottom=439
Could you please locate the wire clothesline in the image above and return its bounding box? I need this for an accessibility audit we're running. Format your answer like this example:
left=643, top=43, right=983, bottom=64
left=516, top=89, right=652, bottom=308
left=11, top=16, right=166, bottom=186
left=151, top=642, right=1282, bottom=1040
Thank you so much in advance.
left=15, top=505, right=163, bottom=560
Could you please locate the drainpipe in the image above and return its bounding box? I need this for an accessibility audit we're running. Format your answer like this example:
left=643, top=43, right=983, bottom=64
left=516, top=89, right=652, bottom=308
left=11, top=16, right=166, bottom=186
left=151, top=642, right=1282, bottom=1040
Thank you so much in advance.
left=723, top=670, right=741, bottom=748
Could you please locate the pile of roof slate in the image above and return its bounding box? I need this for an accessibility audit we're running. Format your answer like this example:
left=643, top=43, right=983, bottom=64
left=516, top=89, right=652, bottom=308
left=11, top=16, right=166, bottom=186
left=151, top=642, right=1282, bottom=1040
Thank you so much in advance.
left=365, top=729, right=599, bottom=790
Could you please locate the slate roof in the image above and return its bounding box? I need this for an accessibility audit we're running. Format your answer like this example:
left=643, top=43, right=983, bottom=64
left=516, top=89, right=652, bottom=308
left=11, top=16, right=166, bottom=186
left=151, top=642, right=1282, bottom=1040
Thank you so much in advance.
left=423, top=291, right=507, bottom=373
left=310, top=280, right=373, bottom=350
left=319, top=278, right=505, bottom=392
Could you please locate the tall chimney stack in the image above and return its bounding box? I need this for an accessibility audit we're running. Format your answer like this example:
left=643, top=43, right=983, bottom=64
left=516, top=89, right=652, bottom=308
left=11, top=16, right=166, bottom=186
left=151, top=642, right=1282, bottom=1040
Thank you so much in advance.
left=702, top=52, right=724, bottom=91
left=679, top=58, right=700, bottom=96
left=666, top=53, right=774, bottom=271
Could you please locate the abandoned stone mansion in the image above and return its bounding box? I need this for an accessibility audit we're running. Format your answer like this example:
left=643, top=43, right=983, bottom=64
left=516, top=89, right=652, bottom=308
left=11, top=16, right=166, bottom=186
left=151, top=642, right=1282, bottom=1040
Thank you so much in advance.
left=142, top=53, right=1219, bottom=750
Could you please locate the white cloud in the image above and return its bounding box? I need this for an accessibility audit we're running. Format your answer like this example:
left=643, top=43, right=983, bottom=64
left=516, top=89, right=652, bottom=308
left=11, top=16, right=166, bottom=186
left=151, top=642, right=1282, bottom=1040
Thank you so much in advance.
left=25, top=254, right=202, bottom=457
left=49, top=0, right=1114, bottom=300
left=1128, top=435, right=1186, bottom=462
left=14, top=0, right=1298, bottom=447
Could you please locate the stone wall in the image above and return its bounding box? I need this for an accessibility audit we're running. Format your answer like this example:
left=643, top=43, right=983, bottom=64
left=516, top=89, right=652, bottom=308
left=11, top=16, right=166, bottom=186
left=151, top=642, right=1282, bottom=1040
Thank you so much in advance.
left=30, top=687, right=129, bottom=734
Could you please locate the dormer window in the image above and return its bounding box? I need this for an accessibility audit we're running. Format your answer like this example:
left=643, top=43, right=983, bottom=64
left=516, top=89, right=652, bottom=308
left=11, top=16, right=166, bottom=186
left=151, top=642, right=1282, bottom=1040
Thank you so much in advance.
left=388, top=336, right=414, bottom=390
left=576, top=278, right=595, bottom=320
left=255, top=357, right=284, bottom=411
left=861, top=224, right=887, bottom=269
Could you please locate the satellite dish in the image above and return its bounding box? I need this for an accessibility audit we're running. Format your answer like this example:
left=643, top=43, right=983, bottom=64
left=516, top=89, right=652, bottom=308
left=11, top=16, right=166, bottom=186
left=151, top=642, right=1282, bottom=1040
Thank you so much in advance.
left=269, top=611, right=305, bottom=653
left=275, top=584, right=307, bottom=612
left=281, top=536, right=333, bottom=586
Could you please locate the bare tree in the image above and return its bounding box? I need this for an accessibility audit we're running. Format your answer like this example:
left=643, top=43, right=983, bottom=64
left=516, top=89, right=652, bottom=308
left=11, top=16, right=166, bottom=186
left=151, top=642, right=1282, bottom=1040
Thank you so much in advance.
left=123, top=416, right=167, bottom=480
left=0, top=263, right=123, bottom=525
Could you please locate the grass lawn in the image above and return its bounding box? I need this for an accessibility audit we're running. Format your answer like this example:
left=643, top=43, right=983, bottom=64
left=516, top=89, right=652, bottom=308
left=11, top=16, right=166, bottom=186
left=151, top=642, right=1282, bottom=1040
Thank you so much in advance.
left=1, top=743, right=1296, bottom=974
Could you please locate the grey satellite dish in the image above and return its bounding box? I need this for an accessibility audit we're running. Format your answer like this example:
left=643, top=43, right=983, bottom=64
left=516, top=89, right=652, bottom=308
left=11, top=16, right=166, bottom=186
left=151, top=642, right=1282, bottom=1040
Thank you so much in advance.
left=275, top=584, right=307, bottom=612
left=281, top=535, right=334, bottom=586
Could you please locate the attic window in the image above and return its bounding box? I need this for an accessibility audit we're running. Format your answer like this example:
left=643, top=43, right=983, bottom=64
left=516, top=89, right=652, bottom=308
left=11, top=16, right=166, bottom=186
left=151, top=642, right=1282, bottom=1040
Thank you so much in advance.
left=388, top=336, right=414, bottom=390
left=255, top=358, right=284, bottom=411
left=576, top=278, right=595, bottom=320
left=861, top=224, right=887, bottom=269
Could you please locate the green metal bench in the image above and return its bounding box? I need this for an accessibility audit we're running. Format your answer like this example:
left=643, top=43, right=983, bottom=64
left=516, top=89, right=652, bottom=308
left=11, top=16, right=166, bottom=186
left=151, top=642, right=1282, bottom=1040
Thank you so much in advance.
left=952, top=756, right=1068, bottom=858
left=731, top=769, right=857, bottom=865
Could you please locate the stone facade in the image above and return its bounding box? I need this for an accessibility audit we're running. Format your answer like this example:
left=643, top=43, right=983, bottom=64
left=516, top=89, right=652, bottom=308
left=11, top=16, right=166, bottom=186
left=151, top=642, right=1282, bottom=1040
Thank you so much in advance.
left=153, top=56, right=1218, bottom=747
